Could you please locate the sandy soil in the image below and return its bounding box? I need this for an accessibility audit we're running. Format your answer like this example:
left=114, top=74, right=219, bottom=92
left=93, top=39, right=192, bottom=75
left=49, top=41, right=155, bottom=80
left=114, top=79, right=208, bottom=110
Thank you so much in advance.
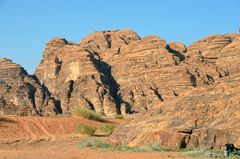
left=0, top=116, right=205, bottom=159
left=0, top=139, right=192, bottom=159
left=0, top=115, right=105, bottom=145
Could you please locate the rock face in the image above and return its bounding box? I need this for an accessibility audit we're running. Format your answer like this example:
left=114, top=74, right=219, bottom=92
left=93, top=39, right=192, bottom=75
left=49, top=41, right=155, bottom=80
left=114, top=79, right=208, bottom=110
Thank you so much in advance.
left=109, top=33, right=240, bottom=150
left=16, top=29, right=240, bottom=150
left=0, top=58, right=58, bottom=116
left=109, top=81, right=240, bottom=150
left=78, top=31, right=224, bottom=114
left=35, top=37, right=118, bottom=115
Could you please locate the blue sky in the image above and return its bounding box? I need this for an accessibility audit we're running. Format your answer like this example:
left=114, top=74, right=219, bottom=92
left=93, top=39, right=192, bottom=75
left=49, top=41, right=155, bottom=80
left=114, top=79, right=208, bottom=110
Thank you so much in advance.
left=0, top=0, right=239, bottom=74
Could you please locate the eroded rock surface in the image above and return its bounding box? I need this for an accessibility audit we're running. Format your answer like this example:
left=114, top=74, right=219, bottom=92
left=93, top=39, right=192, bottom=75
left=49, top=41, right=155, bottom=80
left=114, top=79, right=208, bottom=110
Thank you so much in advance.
left=80, top=31, right=224, bottom=114
left=109, top=33, right=240, bottom=150
left=35, top=37, right=118, bottom=115
left=0, top=58, right=58, bottom=116
left=6, top=29, right=239, bottom=150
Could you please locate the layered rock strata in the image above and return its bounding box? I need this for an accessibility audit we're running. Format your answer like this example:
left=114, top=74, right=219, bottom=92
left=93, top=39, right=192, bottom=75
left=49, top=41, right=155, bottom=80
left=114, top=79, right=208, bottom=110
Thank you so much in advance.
left=0, top=58, right=58, bottom=116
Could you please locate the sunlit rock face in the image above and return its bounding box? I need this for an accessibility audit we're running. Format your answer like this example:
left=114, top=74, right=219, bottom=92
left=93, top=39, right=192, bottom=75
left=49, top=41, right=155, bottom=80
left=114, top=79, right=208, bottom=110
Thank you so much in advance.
left=35, top=37, right=118, bottom=115
left=2, top=30, right=240, bottom=150
left=36, top=30, right=230, bottom=116
left=109, top=33, right=240, bottom=150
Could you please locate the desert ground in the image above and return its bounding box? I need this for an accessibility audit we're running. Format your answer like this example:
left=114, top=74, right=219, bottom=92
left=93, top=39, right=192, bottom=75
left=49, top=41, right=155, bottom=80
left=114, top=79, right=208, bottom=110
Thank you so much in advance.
left=0, top=115, right=229, bottom=159
left=0, top=139, right=187, bottom=159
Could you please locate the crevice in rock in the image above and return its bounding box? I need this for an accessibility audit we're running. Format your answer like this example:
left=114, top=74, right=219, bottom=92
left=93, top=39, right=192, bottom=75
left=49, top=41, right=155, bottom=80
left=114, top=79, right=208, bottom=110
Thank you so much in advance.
left=55, top=100, right=62, bottom=113
left=178, top=129, right=193, bottom=134
left=83, top=40, right=100, bottom=52
left=85, top=49, right=125, bottom=113
left=119, top=35, right=130, bottom=45
left=54, top=57, right=62, bottom=76
left=117, top=47, right=121, bottom=54
left=186, top=70, right=197, bottom=87
left=103, top=32, right=112, bottom=48
left=80, top=94, right=95, bottom=111
left=205, top=74, right=214, bottom=85
left=167, top=45, right=185, bottom=61
left=130, top=90, right=135, bottom=103
left=66, top=80, right=74, bottom=99
left=150, top=84, right=164, bottom=101
left=180, top=139, right=187, bottom=148
left=96, top=85, right=104, bottom=105
left=173, top=90, right=179, bottom=97
left=216, top=68, right=229, bottom=78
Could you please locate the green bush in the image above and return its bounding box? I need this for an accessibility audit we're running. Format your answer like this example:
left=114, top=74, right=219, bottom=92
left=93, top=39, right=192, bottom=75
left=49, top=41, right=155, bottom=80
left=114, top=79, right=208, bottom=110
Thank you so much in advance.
left=75, top=123, right=96, bottom=136
left=115, top=115, right=124, bottom=119
left=80, top=139, right=112, bottom=149
left=178, top=148, right=193, bottom=152
left=73, top=107, right=104, bottom=122
left=100, top=124, right=115, bottom=135
left=79, top=139, right=173, bottom=152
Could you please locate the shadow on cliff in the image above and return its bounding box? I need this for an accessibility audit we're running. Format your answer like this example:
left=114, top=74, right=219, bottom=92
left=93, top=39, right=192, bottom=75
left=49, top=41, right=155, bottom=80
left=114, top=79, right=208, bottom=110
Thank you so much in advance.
left=87, top=51, right=131, bottom=114
left=166, top=45, right=185, bottom=62
left=32, top=75, right=63, bottom=114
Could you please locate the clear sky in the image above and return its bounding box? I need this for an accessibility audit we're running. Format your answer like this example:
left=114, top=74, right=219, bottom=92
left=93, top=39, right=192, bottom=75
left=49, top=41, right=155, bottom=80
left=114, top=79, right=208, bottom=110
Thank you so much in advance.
left=0, top=0, right=239, bottom=74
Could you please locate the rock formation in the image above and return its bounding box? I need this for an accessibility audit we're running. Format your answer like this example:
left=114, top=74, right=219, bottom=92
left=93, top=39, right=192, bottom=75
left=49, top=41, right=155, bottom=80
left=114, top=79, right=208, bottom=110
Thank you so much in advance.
left=1, top=29, right=240, bottom=150
left=35, top=30, right=235, bottom=116
left=0, top=58, right=58, bottom=116
left=78, top=31, right=225, bottom=114
left=35, top=37, right=118, bottom=115
left=109, top=33, right=240, bottom=150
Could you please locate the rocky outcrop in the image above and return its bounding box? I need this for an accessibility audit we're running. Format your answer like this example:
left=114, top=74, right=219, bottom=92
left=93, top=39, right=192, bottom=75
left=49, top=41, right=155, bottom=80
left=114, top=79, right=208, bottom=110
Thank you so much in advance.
left=35, top=38, right=118, bottom=115
left=80, top=31, right=224, bottom=114
left=0, top=58, right=58, bottom=116
left=1, top=30, right=240, bottom=150
left=109, top=33, right=240, bottom=150
left=110, top=81, right=240, bottom=150
left=35, top=30, right=231, bottom=116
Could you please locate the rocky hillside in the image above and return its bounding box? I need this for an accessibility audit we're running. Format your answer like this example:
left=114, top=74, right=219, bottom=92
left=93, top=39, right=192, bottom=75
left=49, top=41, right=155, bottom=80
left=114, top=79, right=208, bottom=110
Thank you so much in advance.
left=0, top=58, right=58, bottom=116
left=35, top=30, right=230, bottom=115
left=109, top=33, right=240, bottom=150
left=1, top=30, right=240, bottom=149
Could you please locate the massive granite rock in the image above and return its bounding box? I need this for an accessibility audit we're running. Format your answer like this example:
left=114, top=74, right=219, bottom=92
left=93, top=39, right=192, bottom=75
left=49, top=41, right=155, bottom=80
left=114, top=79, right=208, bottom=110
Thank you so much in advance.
left=0, top=58, right=58, bottom=116
left=109, top=33, right=240, bottom=150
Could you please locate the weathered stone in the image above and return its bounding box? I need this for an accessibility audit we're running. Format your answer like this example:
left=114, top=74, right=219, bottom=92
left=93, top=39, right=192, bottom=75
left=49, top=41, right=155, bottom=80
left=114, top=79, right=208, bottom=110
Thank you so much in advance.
left=109, top=33, right=240, bottom=150
left=36, top=30, right=228, bottom=116
left=35, top=38, right=118, bottom=115
left=168, top=42, right=187, bottom=53
left=0, top=58, right=58, bottom=116
left=27, top=30, right=240, bottom=149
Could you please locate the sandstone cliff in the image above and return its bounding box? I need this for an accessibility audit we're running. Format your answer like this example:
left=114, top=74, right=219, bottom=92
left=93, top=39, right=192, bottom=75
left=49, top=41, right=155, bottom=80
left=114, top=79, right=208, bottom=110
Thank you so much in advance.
left=2, top=29, right=239, bottom=150
left=35, top=37, right=117, bottom=115
left=109, top=33, right=240, bottom=150
left=36, top=30, right=228, bottom=116
left=0, top=58, right=58, bottom=116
